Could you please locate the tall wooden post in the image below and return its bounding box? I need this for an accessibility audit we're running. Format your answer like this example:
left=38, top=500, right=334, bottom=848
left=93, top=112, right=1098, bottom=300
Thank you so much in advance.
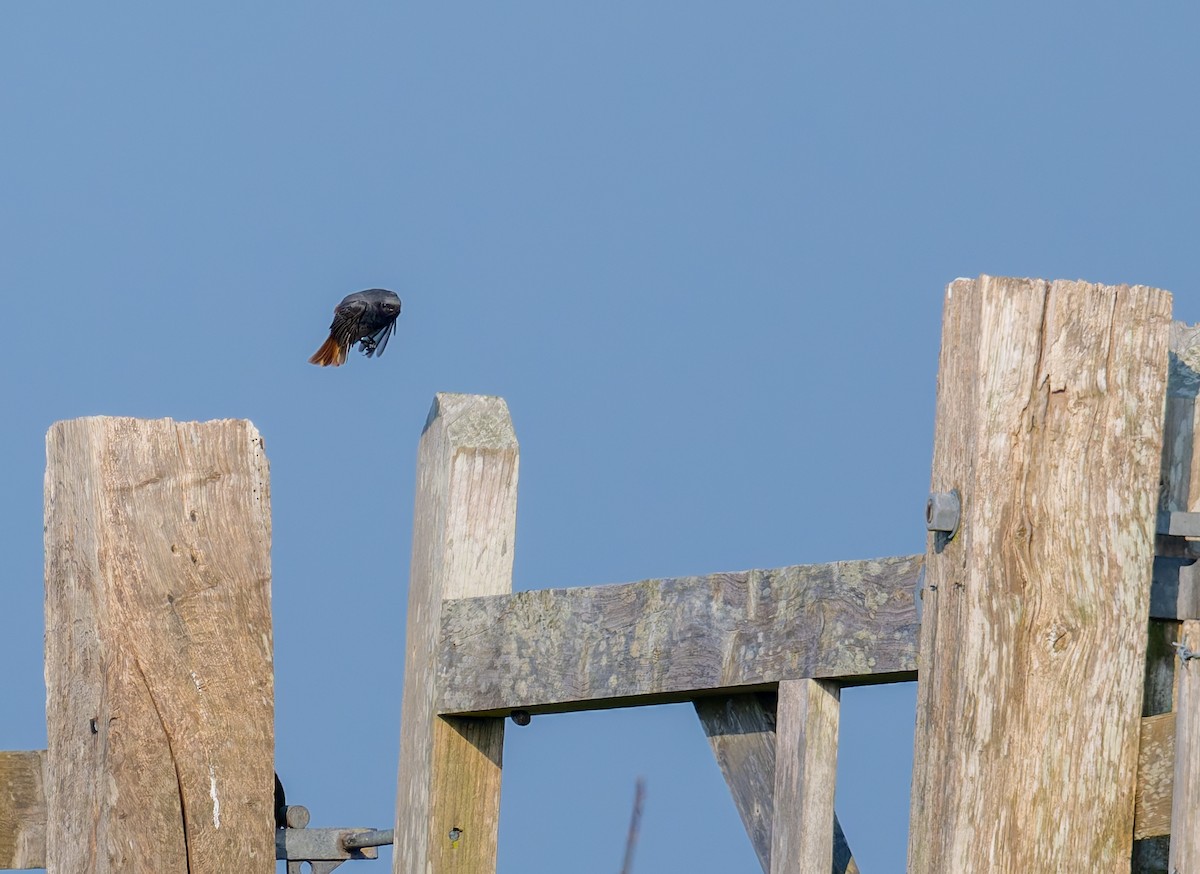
left=1160, top=321, right=1200, bottom=870
left=394, top=394, right=519, bottom=874
left=907, top=277, right=1171, bottom=871
left=43, top=417, right=275, bottom=873
left=1172, top=619, right=1200, bottom=869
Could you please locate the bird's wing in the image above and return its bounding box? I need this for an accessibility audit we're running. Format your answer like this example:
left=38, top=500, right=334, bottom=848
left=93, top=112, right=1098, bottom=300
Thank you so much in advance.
left=329, top=298, right=369, bottom=346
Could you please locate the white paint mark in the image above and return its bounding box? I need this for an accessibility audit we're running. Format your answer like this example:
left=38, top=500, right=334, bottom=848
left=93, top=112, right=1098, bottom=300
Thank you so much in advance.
left=210, top=766, right=221, bottom=829
left=191, top=671, right=204, bottom=694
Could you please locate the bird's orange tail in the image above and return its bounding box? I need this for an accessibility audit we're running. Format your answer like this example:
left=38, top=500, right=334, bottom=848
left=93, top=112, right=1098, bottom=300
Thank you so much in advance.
left=308, top=335, right=347, bottom=366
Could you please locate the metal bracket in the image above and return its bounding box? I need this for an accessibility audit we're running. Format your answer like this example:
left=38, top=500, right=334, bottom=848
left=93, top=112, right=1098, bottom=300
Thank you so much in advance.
left=277, top=818, right=394, bottom=874
left=1157, top=511, right=1200, bottom=538
left=274, top=783, right=393, bottom=873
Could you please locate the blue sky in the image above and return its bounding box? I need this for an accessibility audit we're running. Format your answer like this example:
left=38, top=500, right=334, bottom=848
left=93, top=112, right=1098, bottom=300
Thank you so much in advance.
left=2, top=4, right=1197, bottom=872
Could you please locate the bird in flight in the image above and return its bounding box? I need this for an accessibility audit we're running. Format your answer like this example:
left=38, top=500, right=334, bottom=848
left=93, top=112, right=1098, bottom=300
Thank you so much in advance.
left=309, top=289, right=402, bottom=367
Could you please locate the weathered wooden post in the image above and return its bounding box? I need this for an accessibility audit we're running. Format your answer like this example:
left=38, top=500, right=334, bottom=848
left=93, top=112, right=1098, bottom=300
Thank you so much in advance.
left=1157, top=323, right=1200, bottom=871
left=908, top=277, right=1172, bottom=871
left=394, top=394, right=519, bottom=874
left=1172, top=618, right=1200, bottom=868
left=42, top=417, right=275, bottom=872
left=770, top=679, right=841, bottom=874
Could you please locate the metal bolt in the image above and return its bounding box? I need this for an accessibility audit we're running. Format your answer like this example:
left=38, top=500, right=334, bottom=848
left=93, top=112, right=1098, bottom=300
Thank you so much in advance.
left=1173, top=641, right=1199, bottom=663
left=285, top=805, right=311, bottom=829
left=448, top=827, right=462, bottom=848
left=341, top=828, right=394, bottom=851
left=510, top=710, right=531, bottom=726
left=926, top=490, right=961, bottom=536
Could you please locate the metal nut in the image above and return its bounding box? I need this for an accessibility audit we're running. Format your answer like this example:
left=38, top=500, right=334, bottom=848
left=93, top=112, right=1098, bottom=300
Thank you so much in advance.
left=926, top=490, right=961, bottom=536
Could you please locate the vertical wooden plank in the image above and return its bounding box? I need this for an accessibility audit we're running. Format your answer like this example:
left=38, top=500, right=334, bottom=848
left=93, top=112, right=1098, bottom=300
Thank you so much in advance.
left=44, top=417, right=275, bottom=873
left=1170, top=619, right=1200, bottom=870
left=907, top=277, right=1171, bottom=872
left=0, top=750, right=46, bottom=869
left=771, top=680, right=840, bottom=874
left=1134, top=320, right=1200, bottom=871
left=695, top=695, right=857, bottom=874
left=395, top=394, right=518, bottom=874
left=1133, top=713, right=1175, bottom=841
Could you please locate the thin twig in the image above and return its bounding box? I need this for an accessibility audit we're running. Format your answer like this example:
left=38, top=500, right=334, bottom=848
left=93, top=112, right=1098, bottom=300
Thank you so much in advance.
left=619, top=777, right=646, bottom=874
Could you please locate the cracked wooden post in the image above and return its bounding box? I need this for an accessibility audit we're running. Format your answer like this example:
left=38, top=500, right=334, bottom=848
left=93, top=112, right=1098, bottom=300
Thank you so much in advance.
left=43, top=417, right=275, bottom=873
left=395, top=394, right=519, bottom=874
left=907, top=277, right=1171, bottom=872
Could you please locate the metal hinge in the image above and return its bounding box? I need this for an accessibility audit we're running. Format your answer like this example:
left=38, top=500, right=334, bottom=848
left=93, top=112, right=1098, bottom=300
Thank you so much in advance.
left=275, top=775, right=393, bottom=874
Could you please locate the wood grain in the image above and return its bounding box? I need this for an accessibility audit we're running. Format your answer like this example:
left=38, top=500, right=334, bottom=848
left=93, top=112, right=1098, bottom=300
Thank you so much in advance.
left=394, top=394, right=518, bottom=874
left=0, top=751, right=45, bottom=869
left=1134, top=712, right=1174, bottom=840
left=771, top=680, right=840, bottom=874
left=694, top=694, right=857, bottom=874
left=439, top=554, right=921, bottom=716
left=43, top=417, right=274, bottom=873
left=907, top=276, right=1171, bottom=872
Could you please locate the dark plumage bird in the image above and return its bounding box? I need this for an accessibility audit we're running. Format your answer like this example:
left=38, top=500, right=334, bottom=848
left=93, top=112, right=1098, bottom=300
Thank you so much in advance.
left=309, top=289, right=402, bottom=367
left=274, top=773, right=288, bottom=829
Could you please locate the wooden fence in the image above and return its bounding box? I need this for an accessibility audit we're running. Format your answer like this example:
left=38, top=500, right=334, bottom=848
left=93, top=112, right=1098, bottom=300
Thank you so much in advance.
left=0, top=275, right=1196, bottom=872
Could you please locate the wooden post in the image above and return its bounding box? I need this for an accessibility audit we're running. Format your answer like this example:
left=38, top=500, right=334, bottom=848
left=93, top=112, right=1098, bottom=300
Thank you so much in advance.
left=907, top=277, right=1171, bottom=871
left=1155, top=321, right=1200, bottom=872
left=394, top=394, right=519, bottom=874
left=1170, top=619, right=1200, bottom=869
left=1133, top=320, right=1200, bottom=869
left=771, top=680, right=841, bottom=874
left=43, top=417, right=275, bottom=873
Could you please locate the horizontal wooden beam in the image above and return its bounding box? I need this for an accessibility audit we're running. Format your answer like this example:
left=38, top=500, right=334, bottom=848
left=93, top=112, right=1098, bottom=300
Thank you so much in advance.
left=437, top=554, right=922, bottom=716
